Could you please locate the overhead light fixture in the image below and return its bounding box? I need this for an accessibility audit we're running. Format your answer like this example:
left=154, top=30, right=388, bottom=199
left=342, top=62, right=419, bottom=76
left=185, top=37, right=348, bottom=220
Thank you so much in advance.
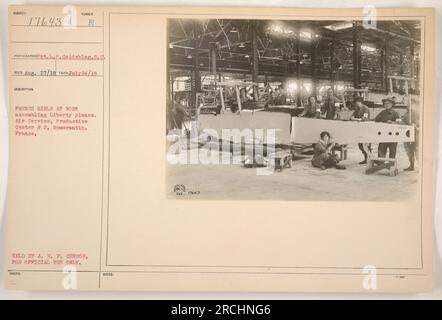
left=239, top=43, right=245, bottom=48
left=269, top=25, right=313, bottom=40
left=268, top=24, right=295, bottom=36
left=186, top=54, right=193, bottom=59
left=324, top=21, right=353, bottom=31
left=244, top=54, right=250, bottom=58
left=169, top=44, right=174, bottom=49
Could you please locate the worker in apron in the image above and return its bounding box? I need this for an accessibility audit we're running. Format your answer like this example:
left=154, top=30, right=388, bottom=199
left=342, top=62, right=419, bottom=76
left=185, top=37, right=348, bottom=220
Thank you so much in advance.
left=374, top=98, right=401, bottom=159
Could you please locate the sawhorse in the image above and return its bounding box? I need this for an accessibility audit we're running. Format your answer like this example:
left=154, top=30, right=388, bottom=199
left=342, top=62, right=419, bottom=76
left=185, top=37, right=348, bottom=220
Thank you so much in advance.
left=269, top=150, right=293, bottom=172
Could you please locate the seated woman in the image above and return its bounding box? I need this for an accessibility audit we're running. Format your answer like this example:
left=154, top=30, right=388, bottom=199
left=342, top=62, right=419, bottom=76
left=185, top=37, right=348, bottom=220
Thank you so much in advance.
left=312, top=131, right=346, bottom=170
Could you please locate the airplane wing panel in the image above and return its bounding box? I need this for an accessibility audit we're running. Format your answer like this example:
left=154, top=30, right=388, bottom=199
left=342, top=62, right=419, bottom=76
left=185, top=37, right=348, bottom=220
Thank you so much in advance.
left=291, top=118, right=415, bottom=144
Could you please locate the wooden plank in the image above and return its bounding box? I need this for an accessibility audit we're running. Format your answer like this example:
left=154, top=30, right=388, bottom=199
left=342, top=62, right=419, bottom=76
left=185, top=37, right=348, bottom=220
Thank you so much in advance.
left=198, top=111, right=292, bottom=144
left=291, top=118, right=415, bottom=144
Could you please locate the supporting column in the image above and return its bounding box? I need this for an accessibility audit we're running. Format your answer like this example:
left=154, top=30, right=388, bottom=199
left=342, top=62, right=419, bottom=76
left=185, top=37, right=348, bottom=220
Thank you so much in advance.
left=399, top=50, right=404, bottom=76
left=380, top=43, right=385, bottom=91
left=310, top=39, right=317, bottom=97
left=170, top=74, right=174, bottom=102
left=251, top=20, right=259, bottom=100
left=166, top=34, right=172, bottom=132
left=210, top=42, right=217, bottom=81
left=193, top=21, right=201, bottom=111
left=410, top=42, right=416, bottom=94
left=410, top=42, right=415, bottom=80
left=384, top=41, right=390, bottom=94
left=357, top=40, right=362, bottom=87
left=405, top=79, right=411, bottom=124
left=167, top=33, right=171, bottom=105
left=295, top=31, right=301, bottom=107
left=407, top=42, right=414, bottom=124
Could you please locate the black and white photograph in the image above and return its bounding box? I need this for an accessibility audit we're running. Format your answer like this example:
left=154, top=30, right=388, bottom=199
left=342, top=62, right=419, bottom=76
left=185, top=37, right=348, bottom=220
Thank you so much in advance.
left=166, top=18, right=422, bottom=201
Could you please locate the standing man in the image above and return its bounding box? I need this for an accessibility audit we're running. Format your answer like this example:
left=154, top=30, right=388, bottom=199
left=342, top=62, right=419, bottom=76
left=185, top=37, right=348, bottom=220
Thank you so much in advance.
left=350, top=96, right=371, bottom=164
left=374, top=97, right=400, bottom=159
left=321, top=88, right=341, bottom=119
left=171, top=98, right=188, bottom=130
left=265, top=86, right=274, bottom=105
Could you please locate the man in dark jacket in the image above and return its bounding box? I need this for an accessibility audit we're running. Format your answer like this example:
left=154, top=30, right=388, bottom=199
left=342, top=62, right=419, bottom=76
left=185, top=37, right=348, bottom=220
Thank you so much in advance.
left=375, top=98, right=400, bottom=159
